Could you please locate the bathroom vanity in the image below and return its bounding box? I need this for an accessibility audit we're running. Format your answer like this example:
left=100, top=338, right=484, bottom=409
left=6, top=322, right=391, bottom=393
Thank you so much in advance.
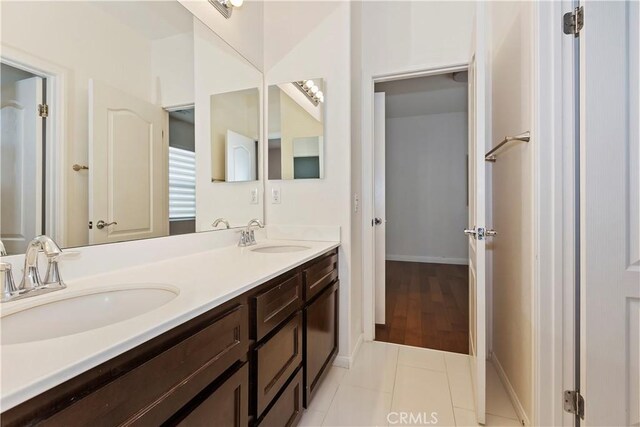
left=0, top=1, right=338, bottom=425
left=1, top=246, right=339, bottom=427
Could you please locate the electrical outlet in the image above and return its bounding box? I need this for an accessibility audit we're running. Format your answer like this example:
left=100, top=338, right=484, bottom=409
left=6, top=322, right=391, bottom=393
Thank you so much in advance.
left=250, top=188, right=259, bottom=205
left=271, top=187, right=281, bottom=204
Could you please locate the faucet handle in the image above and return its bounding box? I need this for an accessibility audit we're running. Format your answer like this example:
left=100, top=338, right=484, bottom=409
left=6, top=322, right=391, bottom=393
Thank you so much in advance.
left=1, top=263, right=18, bottom=302
left=43, top=253, right=66, bottom=289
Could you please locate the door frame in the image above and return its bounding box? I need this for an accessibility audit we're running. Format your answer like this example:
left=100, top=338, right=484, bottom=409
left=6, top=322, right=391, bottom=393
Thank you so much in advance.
left=361, top=3, right=576, bottom=425
left=362, top=61, right=469, bottom=344
left=532, top=1, right=577, bottom=425
left=1, top=46, right=67, bottom=247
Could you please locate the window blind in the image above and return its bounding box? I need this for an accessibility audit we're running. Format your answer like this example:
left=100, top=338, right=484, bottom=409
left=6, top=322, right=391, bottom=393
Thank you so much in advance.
left=168, top=146, right=196, bottom=220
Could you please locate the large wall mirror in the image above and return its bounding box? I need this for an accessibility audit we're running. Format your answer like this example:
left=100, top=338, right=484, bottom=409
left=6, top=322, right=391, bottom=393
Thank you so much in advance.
left=268, top=79, right=324, bottom=180
left=0, top=1, right=263, bottom=256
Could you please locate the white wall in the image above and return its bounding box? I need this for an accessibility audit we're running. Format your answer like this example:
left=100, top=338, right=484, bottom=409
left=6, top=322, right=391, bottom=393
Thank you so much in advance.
left=178, top=0, right=263, bottom=71
left=358, top=0, right=475, bottom=340
left=385, top=111, right=468, bottom=264
left=193, top=19, right=263, bottom=230
left=151, top=32, right=195, bottom=108
left=263, top=1, right=356, bottom=362
left=488, top=1, right=534, bottom=424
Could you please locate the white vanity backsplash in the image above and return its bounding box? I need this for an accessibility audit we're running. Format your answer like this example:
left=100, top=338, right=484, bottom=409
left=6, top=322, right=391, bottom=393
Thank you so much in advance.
left=0, top=225, right=340, bottom=284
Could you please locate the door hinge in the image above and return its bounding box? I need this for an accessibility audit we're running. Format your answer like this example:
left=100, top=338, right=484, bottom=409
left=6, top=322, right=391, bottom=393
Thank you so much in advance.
left=38, top=103, right=49, bottom=118
left=563, top=6, right=584, bottom=37
left=563, top=390, right=585, bottom=419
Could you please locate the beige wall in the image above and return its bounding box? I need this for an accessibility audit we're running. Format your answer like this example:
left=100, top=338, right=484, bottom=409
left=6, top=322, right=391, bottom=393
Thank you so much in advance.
left=488, top=1, right=534, bottom=423
left=210, top=88, right=260, bottom=182
left=279, top=90, right=323, bottom=180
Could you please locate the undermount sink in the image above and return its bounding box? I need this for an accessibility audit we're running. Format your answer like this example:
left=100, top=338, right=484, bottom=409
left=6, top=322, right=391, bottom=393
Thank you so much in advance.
left=251, top=245, right=311, bottom=254
left=1, top=284, right=179, bottom=345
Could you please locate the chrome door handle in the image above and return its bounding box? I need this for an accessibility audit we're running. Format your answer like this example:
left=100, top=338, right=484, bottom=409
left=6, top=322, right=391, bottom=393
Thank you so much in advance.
left=96, top=220, right=117, bottom=230
left=464, top=227, right=477, bottom=237
left=485, top=229, right=497, bottom=237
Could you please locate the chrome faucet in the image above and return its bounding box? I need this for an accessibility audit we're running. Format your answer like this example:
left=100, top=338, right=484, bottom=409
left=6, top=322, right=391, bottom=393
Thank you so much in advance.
left=1, top=262, right=18, bottom=302
left=212, top=218, right=231, bottom=229
left=1, top=235, right=66, bottom=303
left=239, top=219, right=264, bottom=247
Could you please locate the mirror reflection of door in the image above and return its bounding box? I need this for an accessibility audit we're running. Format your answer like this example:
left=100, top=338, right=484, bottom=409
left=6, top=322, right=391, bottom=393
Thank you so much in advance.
left=225, top=130, right=257, bottom=182
left=89, top=79, right=168, bottom=245
left=210, top=88, right=260, bottom=183
left=0, top=63, right=44, bottom=255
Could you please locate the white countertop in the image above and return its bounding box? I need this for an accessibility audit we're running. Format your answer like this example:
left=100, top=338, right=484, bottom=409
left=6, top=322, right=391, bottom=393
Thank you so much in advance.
left=0, top=239, right=339, bottom=411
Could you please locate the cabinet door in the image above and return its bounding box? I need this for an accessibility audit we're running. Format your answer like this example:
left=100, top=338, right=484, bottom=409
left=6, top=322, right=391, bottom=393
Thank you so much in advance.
left=304, top=281, right=339, bottom=406
left=175, top=363, right=249, bottom=427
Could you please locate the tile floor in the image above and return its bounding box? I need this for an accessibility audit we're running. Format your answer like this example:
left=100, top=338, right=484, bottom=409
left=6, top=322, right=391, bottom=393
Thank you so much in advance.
left=299, top=341, right=522, bottom=427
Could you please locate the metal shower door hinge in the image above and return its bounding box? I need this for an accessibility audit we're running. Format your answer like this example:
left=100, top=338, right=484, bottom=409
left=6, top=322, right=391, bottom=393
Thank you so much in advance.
left=563, top=390, right=585, bottom=419
left=38, top=103, right=49, bottom=118
left=564, top=6, right=584, bottom=37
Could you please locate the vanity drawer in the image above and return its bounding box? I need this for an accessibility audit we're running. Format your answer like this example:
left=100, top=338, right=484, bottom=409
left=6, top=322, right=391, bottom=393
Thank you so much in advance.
left=258, top=368, right=303, bottom=427
left=252, top=273, right=302, bottom=341
left=255, top=312, right=303, bottom=417
left=41, top=304, right=248, bottom=427
left=303, top=251, right=338, bottom=301
left=174, top=362, right=249, bottom=427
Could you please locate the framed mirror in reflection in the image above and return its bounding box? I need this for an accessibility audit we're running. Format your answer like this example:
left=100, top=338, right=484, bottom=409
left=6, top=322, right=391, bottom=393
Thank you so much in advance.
left=0, top=1, right=263, bottom=256
left=268, top=79, right=324, bottom=180
left=210, top=88, right=260, bottom=183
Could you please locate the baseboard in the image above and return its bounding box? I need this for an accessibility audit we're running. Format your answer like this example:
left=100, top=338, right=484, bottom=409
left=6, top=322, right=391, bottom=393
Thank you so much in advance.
left=490, top=352, right=530, bottom=426
left=385, top=254, right=469, bottom=265
left=333, top=333, right=364, bottom=369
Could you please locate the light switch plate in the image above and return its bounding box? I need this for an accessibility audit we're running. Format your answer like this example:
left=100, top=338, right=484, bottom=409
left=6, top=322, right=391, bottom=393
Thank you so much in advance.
left=250, top=188, right=259, bottom=204
left=271, top=187, right=281, bottom=204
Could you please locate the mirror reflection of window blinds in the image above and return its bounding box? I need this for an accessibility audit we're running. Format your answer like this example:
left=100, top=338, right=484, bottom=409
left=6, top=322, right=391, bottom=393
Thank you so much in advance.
left=168, top=146, right=196, bottom=220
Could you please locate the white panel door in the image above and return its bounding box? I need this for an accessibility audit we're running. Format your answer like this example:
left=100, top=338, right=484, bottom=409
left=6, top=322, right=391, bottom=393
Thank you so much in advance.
left=467, top=3, right=487, bottom=424
left=0, top=76, right=43, bottom=254
left=580, top=2, right=640, bottom=425
left=89, top=79, right=167, bottom=245
left=225, top=129, right=256, bottom=182
left=374, top=92, right=386, bottom=324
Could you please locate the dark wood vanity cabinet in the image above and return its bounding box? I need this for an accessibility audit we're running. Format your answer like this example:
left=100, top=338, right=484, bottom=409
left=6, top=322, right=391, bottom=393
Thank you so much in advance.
left=304, top=281, right=339, bottom=405
left=250, top=248, right=339, bottom=426
left=1, top=248, right=338, bottom=427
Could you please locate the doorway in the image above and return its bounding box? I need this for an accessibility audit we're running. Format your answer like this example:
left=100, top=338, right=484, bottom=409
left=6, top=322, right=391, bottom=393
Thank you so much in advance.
left=0, top=62, right=46, bottom=255
left=372, top=71, right=470, bottom=355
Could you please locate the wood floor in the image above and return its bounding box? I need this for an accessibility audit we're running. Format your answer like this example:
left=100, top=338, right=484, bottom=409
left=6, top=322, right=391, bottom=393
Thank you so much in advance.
left=375, top=261, right=469, bottom=354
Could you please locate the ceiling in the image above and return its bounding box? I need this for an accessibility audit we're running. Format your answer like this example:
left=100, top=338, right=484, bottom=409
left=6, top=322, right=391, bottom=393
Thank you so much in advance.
left=89, top=1, right=193, bottom=41
left=375, top=73, right=468, bottom=119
